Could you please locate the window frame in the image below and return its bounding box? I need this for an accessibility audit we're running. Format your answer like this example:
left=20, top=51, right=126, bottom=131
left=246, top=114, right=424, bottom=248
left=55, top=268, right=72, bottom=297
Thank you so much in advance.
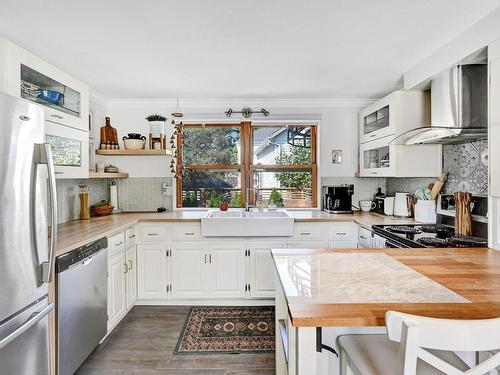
left=176, top=122, right=318, bottom=208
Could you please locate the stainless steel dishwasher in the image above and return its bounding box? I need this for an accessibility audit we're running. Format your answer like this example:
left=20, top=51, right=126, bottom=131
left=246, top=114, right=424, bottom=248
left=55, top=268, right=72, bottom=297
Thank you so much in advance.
left=56, top=237, right=108, bottom=375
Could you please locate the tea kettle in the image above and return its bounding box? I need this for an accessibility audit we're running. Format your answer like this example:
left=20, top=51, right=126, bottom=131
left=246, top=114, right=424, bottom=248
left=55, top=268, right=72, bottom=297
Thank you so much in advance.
left=394, top=192, right=414, bottom=217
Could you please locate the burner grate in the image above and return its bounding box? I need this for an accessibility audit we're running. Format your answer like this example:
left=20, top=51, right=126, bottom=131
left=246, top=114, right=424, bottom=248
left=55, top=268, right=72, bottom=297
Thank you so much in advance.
left=416, top=237, right=453, bottom=247
left=418, top=225, right=454, bottom=234
left=448, top=235, right=488, bottom=247
left=386, top=226, right=421, bottom=234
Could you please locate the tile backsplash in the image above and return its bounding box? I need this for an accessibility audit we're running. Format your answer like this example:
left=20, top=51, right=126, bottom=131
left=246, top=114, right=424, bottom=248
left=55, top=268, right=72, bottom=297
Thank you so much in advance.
left=442, top=139, right=488, bottom=195
left=386, top=177, right=436, bottom=196
left=56, top=177, right=173, bottom=223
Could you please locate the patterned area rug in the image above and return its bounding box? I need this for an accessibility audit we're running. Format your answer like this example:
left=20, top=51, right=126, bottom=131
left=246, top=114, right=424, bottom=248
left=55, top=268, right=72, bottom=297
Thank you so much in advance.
left=175, top=306, right=275, bottom=354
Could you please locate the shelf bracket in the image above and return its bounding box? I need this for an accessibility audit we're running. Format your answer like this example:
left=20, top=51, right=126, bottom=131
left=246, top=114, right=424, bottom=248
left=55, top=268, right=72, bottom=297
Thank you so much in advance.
left=316, top=327, right=338, bottom=357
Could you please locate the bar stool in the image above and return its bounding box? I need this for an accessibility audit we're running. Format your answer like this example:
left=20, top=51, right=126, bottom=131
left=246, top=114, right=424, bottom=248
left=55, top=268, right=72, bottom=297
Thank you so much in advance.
left=337, top=311, right=500, bottom=375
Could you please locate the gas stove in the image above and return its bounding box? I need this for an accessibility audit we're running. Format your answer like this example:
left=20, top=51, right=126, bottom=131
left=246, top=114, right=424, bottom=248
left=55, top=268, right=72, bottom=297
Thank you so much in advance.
left=373, top=224, right=488, bottom=248
left=372, top=194, right=488, bottom=248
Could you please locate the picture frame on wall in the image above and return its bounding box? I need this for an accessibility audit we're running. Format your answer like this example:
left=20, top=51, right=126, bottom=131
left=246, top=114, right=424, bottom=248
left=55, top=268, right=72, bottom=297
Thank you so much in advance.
left=332, top=149, right=342, bottom=164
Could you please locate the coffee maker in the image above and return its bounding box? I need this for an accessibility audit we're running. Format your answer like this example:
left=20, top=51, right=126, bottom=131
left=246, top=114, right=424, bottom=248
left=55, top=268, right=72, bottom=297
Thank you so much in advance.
left=323, top=185, right=354, bottom=214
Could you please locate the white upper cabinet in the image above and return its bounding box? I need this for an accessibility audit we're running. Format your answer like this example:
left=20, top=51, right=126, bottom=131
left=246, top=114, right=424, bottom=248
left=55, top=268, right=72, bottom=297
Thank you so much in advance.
left=0, top=38, right=89, bottom=132
left=359, top=90, right=430, bottom=144
left=358, top=90, right=442, bottom=177
left=359, top=135, right=442, bottom=177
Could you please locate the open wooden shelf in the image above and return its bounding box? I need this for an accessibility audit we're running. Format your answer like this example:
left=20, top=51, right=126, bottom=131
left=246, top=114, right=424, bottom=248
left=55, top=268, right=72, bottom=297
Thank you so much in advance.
left=95, top=149, right=172, bottom=156
left=89, top=172, right=129, bottom=179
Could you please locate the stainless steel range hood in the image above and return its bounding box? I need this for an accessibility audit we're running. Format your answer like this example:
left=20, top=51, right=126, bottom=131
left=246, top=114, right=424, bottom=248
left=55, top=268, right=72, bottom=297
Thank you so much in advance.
left=404, top=64, right=487, bottom=145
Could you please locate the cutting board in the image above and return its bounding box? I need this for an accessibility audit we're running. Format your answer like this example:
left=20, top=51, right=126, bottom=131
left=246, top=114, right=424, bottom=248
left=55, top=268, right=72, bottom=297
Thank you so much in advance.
left=100, top=117, right=118, bottom=145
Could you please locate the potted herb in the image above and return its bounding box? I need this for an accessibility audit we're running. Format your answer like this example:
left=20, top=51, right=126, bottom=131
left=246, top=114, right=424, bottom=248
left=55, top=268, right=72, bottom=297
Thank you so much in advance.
left=268, top=188, right=283, bottom=210
left=183, top=191, right=198, bottom=207
left=230, top=192, right=241, bottom=208
left=208, top=190, right=221, bottom=208
left=146, top=113, right=167, bottom=138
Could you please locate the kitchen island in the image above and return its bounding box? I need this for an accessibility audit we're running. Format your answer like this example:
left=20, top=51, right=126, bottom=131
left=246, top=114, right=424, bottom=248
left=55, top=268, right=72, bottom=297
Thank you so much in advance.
left=272, top=247, right=500, bottom=375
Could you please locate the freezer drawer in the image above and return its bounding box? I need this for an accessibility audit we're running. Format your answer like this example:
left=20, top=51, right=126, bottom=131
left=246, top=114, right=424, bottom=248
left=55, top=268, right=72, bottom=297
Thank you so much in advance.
left=0, top=296, right=52, bottom=375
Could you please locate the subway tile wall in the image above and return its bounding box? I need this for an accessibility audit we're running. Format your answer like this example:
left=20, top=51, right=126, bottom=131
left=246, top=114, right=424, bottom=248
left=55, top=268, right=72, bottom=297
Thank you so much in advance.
left=56, top=177, right=173, bottom=223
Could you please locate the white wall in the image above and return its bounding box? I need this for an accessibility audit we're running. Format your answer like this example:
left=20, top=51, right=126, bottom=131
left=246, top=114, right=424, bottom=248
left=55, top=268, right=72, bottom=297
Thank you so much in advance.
left=404, top=6, right=500, bottom=89
left=94, top=99, right=372, bottom=179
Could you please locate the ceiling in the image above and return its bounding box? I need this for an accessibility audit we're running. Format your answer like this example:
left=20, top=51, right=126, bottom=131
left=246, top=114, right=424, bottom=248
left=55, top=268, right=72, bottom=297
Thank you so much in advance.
left=1, top=0, right=499, bottom=99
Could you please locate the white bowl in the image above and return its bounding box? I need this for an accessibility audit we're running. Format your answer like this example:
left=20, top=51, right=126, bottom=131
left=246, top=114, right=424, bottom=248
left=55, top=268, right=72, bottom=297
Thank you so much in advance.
left=124, top=139, right=145, bottom=150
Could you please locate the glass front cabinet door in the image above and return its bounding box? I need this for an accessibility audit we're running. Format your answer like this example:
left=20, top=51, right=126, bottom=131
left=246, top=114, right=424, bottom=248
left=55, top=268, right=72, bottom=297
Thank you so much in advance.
left=2, top=38, right=89, bottom=131
left=359, top=136, right=394, bottom=177
left=45, top=121, right=89, bottom=179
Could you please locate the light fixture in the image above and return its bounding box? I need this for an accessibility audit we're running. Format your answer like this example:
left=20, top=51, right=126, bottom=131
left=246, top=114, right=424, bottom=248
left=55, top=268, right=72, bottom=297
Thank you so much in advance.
left=224, top=107, right=269, bottom=118
left=171, top=98, right=184, bottom=118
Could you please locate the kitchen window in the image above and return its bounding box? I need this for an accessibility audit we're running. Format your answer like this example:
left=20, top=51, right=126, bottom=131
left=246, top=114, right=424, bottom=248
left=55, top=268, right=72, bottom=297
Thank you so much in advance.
left=176, top=123, right=317, bottom=208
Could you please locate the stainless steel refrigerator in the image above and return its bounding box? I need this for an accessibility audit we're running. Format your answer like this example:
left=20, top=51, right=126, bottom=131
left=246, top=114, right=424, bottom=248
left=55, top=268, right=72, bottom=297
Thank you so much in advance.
left=0, top=92, right=57, bottom=375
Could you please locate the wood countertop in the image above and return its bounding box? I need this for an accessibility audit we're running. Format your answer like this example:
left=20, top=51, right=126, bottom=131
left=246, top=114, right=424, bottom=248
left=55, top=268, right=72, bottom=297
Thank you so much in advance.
left=272, top=247, right=500, bottom=327
left=55, top=210, right=417, bottom=257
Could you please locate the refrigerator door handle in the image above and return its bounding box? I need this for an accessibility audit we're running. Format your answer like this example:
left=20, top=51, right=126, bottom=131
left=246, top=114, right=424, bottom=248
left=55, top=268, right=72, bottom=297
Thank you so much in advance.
left=33, top=143, right=58, bottom=283
left=0, top=303, right=54, bottom=350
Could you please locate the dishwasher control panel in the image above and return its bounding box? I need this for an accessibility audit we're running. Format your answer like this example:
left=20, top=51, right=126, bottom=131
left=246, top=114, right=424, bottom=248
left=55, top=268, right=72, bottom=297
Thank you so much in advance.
left=56, top=237, right=108, bottom=272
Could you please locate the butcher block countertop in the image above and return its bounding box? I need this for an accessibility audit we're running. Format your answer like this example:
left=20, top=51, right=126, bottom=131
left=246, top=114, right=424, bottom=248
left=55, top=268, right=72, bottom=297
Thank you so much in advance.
left=55, top=210, right=416, bottom=257
left=272, top=247, right=500, bottom=327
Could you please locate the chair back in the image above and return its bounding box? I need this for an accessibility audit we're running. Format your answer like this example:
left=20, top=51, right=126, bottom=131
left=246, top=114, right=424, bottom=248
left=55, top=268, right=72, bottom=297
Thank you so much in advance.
left=385, top=311, right=500, bottom=375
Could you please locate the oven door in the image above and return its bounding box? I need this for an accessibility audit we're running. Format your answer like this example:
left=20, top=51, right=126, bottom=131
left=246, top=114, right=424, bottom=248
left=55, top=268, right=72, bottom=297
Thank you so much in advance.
left=45, top=121, right=89, bottom=179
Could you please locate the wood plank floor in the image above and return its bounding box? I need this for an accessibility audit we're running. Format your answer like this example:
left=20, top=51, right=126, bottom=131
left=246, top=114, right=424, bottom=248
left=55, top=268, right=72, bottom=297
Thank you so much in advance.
left=76, top=306, right=276, bottom=375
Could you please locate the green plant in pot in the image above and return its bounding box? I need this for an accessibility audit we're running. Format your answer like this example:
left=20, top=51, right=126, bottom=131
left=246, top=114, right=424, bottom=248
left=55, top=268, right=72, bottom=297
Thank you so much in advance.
left=208, top=190, right=221, bottom=208
left=146, top=114, right=167, bottom=141
left=145, top=114, right=167, bottom=122
left=268, top=188, right=283, bottom=209
left=183, top=191, right=198, bottom=207
left=230, top=192, right=242, bottom=208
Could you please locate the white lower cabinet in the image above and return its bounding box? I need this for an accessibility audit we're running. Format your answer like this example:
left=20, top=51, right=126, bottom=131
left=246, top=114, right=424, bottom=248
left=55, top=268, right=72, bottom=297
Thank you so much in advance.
left=125, top=245, right=138, bottom=309
left=107, top=251, right=127, bottom=330
left=328, top=240, right=358, bottom=248
left=286, top=241, right=327, bottom=249
left=171, top=242, right=246, bottom=299
left=137, top=243, right=168, bottom=300
left=108, top=232, right=138, bottom=331
left=250, top=242, right=284, bottom=298
left=133, top=221, right=360, bottom=304
left=171, top=243, right=206, bottom=299
left=208, top=243, right=246, bottom=298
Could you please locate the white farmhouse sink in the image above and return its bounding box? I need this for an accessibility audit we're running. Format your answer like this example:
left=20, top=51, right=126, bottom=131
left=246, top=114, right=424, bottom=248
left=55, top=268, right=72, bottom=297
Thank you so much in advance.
left=201, top=210, right=294, bottom=237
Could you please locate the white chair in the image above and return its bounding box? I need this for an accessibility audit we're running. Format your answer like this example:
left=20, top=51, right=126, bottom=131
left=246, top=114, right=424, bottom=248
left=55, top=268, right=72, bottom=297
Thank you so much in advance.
left=337, top=311, right=500, bottom=375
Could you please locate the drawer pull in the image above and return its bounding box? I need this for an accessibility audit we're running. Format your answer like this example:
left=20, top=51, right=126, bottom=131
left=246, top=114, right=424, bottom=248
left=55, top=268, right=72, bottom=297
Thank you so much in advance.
left=336, top=232, right=347, bottom=235
left=50, top=114, right=64, bottom=120
left=115, top=241, right=123, bottom=246
left=147, top=233, right=158, bottom=236
left=370, top=134, right=376, bottom=138
left=184, top=232, right=195, bottom=236
left=360, top=235, right=368, bottom=240
left=300, top=232, right=311, bottom=236
left=129, top=234, right=136, bottom=239
left=128, top=260, right=133, bottom=271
